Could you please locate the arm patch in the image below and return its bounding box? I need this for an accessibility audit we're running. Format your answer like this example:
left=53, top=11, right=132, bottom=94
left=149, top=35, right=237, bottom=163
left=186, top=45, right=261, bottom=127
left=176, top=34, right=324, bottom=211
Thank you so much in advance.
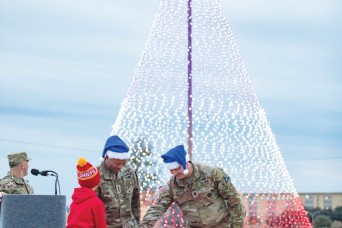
left=158, top=186, right=165, bottom=194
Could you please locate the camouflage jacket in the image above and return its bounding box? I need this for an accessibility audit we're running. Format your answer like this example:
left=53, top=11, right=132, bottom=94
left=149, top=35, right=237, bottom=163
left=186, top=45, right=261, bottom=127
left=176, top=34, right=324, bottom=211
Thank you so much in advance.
left=0, top=172, right=34, bottom=195
left=97, top=162, right=141, bottom=228
left=141, top=162, right=245, bottom=228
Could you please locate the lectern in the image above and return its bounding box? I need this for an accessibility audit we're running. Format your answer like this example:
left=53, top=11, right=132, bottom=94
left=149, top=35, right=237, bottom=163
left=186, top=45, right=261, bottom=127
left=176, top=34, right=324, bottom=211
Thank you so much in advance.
left=0, top=195, right=66, bottom=228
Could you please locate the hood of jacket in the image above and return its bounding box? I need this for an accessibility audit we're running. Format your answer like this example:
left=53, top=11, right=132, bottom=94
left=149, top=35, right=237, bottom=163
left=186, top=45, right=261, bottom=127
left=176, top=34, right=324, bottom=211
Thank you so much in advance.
left=71, top=187, right=98, bottom=204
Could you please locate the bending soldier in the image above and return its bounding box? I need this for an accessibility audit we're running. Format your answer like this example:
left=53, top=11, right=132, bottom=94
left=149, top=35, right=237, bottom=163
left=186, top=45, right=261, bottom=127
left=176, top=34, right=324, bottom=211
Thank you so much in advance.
left=141, top=145, right=245, bottom=227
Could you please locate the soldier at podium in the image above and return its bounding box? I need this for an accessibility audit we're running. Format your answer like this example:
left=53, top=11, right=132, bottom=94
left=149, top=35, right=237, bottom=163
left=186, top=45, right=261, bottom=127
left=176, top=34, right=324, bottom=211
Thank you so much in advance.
left=0, top=152, right=34, bottom=196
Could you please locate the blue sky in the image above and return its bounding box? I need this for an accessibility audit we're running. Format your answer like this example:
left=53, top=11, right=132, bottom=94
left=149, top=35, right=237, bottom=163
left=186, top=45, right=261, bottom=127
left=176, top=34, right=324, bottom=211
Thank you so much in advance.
left=1, top=0, right=341, bottom=202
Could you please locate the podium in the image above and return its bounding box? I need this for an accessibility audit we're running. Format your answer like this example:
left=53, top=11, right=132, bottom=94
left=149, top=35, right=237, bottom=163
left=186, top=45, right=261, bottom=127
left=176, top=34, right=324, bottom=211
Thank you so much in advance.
left=0, top=195, right=66, bottom=228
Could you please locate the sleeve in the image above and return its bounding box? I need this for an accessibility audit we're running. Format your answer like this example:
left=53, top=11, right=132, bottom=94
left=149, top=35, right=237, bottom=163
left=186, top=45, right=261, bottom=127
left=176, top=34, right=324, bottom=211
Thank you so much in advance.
left=96, top=183, right=103, bottom=199
left=132, top=171, right=141, bottom=222
left=214, top=168, right=246, bottom=227
left=140, top=184, right=173, bottom=228
left=93, top=199, right=107, bottom=228
left=0, top=179, right=13, bottom=194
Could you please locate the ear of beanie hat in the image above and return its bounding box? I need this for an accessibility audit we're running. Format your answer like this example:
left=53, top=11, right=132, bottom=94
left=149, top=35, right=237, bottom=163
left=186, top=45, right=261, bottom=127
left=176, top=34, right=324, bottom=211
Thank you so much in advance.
left=161, top=145, right=189, bottom=175
left=77, top=157, right=100, bottom=188
left=102, top=135, right=130, bottom=160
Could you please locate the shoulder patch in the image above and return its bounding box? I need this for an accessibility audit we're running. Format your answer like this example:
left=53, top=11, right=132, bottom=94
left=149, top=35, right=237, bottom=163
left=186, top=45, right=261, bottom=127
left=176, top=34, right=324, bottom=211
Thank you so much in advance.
left=158, top=186, right=166, bottom=194
left=224, top=176, right=230, bottom=183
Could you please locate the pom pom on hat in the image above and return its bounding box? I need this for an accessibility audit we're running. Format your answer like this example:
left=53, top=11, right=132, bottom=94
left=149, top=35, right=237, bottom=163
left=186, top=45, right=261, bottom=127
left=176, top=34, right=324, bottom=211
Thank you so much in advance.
left=161, top=145, right=189, bottom=175
left=102, top=135, right=130, bottom=160
left=77, top=157, right=100, bottom=188
left=78, top=157, right=87, bottom=167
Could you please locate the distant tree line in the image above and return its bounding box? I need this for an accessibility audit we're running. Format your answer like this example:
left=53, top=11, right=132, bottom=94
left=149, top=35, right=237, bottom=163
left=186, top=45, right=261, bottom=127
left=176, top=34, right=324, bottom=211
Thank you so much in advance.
left=306, top=206, right=342, bottom=228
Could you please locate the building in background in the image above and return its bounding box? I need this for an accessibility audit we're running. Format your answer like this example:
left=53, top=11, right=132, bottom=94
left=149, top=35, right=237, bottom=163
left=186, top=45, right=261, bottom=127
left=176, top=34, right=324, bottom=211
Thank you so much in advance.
left=298, top=192, right=342, bottom=210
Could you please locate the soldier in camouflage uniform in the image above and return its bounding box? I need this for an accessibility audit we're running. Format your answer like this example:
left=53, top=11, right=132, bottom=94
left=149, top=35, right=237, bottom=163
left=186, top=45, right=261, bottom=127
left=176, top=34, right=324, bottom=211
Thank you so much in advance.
left=97, top=135, right=141, bottom=228
left=0, top=152, right=34, bottom=195
left=141, top=145, right=245, bottom=228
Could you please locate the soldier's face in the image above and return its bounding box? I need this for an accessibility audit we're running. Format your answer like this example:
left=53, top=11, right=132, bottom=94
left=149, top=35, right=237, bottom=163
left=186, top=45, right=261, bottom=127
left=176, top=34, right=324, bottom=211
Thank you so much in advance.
left=170, top=165, right=185, bottom=179
left=21, top=160, right=29, bottom=176
left=104, top=157, right=127, bottom=173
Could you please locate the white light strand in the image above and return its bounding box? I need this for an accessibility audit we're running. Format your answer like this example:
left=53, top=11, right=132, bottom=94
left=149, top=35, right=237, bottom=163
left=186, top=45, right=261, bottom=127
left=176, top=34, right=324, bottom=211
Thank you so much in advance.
left=112, top=0, right=310, bottom=226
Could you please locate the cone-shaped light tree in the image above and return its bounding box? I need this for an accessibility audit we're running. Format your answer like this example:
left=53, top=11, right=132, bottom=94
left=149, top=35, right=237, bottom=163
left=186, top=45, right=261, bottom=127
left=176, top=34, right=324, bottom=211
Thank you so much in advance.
left=111, top=0, right=311, bottom=226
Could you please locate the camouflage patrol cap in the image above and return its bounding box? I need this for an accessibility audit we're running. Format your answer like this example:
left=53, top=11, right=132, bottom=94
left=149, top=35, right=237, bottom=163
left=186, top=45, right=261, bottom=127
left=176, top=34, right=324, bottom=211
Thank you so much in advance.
left=8, top=152, right=31, bottom=168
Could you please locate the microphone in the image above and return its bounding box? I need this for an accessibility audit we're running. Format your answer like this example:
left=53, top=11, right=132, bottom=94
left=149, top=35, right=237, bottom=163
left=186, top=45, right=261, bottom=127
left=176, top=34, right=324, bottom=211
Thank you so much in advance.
left=31, top=169, right=50, bottom=176
left=30, top=168, right=61, bottom=195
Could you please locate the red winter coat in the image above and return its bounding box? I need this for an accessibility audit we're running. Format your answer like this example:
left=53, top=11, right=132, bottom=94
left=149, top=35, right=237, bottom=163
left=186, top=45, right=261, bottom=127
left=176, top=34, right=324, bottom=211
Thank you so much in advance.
left=67, top=187, right=107, bottom=228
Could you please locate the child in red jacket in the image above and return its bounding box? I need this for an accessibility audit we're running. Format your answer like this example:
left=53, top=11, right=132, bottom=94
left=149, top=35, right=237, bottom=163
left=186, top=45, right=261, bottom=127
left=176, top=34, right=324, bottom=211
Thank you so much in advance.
left=67, top=158, right=107, bottom=228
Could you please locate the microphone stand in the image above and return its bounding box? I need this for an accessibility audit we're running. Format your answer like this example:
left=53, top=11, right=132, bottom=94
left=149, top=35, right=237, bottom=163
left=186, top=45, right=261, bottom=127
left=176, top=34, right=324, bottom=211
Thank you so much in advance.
left=44, top=170, right=61, bottom=195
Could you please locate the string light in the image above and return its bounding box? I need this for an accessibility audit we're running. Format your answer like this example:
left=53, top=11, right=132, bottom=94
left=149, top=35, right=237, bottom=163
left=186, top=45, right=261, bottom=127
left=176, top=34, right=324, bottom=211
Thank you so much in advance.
left=112, top=0, right=311, bottom=226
